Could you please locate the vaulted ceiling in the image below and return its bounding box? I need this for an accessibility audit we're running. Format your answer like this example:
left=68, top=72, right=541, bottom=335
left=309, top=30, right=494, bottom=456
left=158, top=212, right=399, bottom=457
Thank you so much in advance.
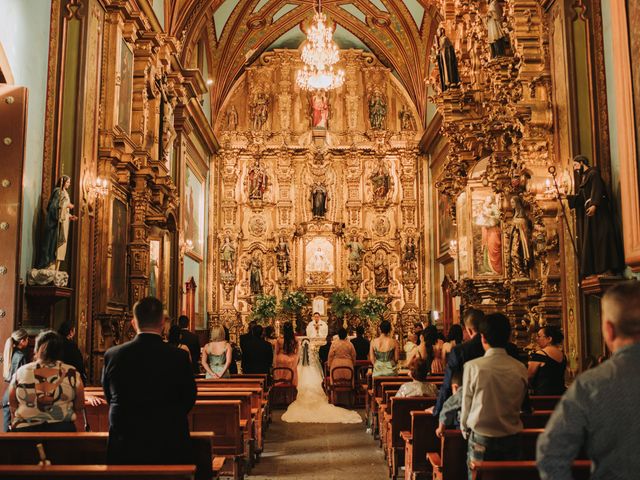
left=166, top=0, right=440, bottom=125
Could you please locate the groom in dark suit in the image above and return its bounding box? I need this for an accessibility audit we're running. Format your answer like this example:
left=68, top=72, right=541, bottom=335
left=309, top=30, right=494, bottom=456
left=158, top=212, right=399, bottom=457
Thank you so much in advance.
left=102, top=297, right=197, bottom=465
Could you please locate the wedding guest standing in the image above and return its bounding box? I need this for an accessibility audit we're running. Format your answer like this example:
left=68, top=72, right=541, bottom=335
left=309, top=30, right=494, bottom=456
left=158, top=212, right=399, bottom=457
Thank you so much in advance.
left=442, top=324, right=464, bottom=362
left=328, top=328, right=357, bottom=385
left=241, top=324, right=273, bottom=375
left=102, top=297, right=196, bottom=464
left=58, top=322, right=87, bottom=383
left=10, top=330, right=84, bottom=432
left=201, top=325, right=232, bottom=379
left=168, top=325, right=192, bottom=360
left=2, top=329, right=28, bottom=431
left=528, top=325, right=566, bottom=395
left=351, top=325, right=370, bottom=361
left=177, top=315, right=201, bottom=373
left=369, top=320, right=399, bottom=377
left=274, top=322, right=299, bottom=386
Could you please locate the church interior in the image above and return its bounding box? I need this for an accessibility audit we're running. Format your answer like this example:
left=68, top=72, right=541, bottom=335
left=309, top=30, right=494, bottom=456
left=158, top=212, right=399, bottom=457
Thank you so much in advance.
left=0, top=0, right=639, bottom=478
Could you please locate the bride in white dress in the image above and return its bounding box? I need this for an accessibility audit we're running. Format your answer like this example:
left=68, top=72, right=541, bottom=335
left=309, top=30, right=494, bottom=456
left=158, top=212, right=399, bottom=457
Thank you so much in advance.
left=281, top=337, right=362, bottom=424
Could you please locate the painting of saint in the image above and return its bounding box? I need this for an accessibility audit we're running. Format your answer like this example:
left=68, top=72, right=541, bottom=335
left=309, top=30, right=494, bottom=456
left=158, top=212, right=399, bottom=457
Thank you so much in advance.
left=310, top=92, right=329, bottom=129
left=472, top=192, right=503, bottom=276
left=110, top=198, right=128, bottom=303
left=305, top=237, right=334, bottom=285
left=117, top=39, right=133, bottom=132
left=184, top=165, right=205, bottom=256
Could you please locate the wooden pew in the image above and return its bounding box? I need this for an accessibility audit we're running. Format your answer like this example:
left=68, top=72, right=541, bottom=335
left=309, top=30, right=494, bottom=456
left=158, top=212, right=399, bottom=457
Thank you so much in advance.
left=0, top=465, right=196, bottom=479
left=0, top=432, right=219, bottom=480
left=530, top=396, right=561, bottom=411
left=189, top=400, right=245, bottom=480
left=383, top=397, right=437, bottom=480
left=367, top=375, right=409, bottom=427
left=428, top=429, right=547, bottom=480
left=402, top=411, right=440, bottom=480
left=470, top=460, right=591, bottom=480
left=370, top=379, right=406, bottom=437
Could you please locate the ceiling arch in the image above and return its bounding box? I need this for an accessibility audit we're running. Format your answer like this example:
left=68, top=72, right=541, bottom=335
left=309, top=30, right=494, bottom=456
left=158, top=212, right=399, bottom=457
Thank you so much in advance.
left=168, top=0, right=441, bottom=125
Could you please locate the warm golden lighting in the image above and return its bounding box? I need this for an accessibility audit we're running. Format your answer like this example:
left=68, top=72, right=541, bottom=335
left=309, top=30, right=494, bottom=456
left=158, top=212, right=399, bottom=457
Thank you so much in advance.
left=296, top=7, right=345, bottom=91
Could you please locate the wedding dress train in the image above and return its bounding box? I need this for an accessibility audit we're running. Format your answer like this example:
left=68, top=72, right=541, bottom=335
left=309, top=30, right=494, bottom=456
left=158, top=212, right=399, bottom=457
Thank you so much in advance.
left=281, top=342, right=362, bottom=424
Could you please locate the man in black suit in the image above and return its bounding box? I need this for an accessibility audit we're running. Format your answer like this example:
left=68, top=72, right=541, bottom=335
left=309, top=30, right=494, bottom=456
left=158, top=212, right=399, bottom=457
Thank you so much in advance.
left=239, top=320, right=257, bottom=372
left=102, top=297, right=196, bottom=465
left=241, top=324, right=273, bottom=375
left=351, top=325, right=370, bottom=361
left=58, top=322, right=87, bottom=383
left=433, top=308, right=521, bottom=416
left=177, top=315, right=201, bottom=373
left=318, top=333, right=332, bottom=367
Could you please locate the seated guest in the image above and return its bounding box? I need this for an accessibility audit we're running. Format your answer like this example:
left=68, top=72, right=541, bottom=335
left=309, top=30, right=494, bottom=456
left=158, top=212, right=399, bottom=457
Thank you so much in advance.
left=369, top=320, right=399, bottom=377
left=201, top=325, right=232, bottom=379
left=351, top=325, right=370, bottom=361
left=435, top=371, right=463, bottom=437
left=528, top=325, right=566, bottom=395
left=177, top=315, right=201, bottom=373
left=460, top=313, right=528, bottom=476
left=274, top=322, right=299, bottom=386
left=404, top=331, right=420, bottom=367
left=2, top=328, right=28, bottom=432
left=9, top=330, right=84, bottom=432
left=102, top=296, right=196, bottom=464
left=168, top=325, right=191, bottom=360
left=242, top=324, right=273, bottom=374
left=328, top=328, right=357, bottom=385
left=318, top=334, right=332, bottom=367
left=58, top=322, right=87, bottom=383
left=537, top=281, right=640, bottom=480
left=395, top=357, right=438, bottom=397
left=442, top=324, right=463, bottom=362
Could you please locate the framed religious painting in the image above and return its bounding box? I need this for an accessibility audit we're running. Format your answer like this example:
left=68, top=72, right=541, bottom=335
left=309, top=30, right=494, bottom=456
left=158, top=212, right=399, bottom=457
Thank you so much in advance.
left=305, top=237, right=335, bottom=286
left=149, top=238, right=162, bottom=300
left=109, top=197, right=128, bottom=304
left=456, top=190, right=470, bottom=277
left=437, top=192, right=456, bottom=257
left=184, top=163, right=205, bottom=257
left=117, top=38, right=133, bottom=133
left=469, top=188, right=504, bottom=278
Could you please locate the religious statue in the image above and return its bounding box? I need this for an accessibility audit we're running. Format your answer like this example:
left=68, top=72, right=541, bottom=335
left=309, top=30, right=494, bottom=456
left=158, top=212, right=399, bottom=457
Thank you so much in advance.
left=398, top=104, right=415, bottom=131
left=368, top=90, right=387, bottom=130
left=436, top=26, right=460, bottom=91
left=403, top=237, right=417, bottom=264
left=310, top=92, right=329, bottom=129
left=486, top=0, right=509, bottom=58
left=370, top=161, right=392, bottom=201
left=248, top=251, right=263, bottom=295
left=373, top=250, right=390, bottom=293
left=475, top=194, right=503, bottom=275
left=346, top=238, right=365, bottom=275
left=508, top=196, right=531, bottom=278
left=567, top=155, right=624, bottom=277
left=158, top=76, right=176, bottom=166
left=249, top=92, right=269, bottom=131
left=225, top=105, right=238, bottom=131
left=310, top=183, right=328, bottom=218
left=247, top=157, right=268, bottom=200
left=36, top=175, right=77, bottom=271
left=220, top=236, right=236, bottom=274
left=274, top=235, right=290, bottom=277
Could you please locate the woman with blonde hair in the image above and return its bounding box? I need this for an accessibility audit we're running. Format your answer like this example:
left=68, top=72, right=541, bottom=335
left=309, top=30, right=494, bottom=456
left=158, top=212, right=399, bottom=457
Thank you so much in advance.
left=201, top=325, right=232, bottom=378
left=2, top=329, right=29, bottom=431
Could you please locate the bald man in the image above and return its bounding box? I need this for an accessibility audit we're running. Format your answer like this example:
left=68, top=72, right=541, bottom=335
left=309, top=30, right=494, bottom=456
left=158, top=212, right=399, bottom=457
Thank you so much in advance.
left=537, top=281, right=640, bottom=480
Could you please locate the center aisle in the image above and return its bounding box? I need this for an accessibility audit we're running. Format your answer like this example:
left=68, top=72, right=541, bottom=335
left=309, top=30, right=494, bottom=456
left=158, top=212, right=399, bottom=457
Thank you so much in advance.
left=249, top=410, right=389, bottom=480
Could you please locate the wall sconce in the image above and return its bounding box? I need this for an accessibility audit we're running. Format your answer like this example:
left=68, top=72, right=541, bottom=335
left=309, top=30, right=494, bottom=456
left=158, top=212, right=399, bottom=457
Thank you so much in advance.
left=180, top=239, right=194, bottom=256
left=449, top=239, right=458, bottom=257
left=93, top=177, right=109, bottom=198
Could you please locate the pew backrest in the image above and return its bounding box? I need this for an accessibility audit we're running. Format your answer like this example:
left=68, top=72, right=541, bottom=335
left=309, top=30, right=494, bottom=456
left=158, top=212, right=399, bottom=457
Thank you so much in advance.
left=0, top=465, right=195, bottom=479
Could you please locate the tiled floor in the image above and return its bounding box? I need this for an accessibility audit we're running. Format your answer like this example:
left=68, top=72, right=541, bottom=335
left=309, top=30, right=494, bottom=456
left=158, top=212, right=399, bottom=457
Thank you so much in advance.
left=248, top=410, right=389, bottom=480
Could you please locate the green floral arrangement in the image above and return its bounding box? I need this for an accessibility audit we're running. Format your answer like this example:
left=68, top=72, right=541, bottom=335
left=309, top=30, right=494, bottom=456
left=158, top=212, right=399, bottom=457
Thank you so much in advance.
left=280, top=290, right=310, bottom=317
left=329, top=289, right=360, bottom=320
left=250, top=294, right=278, bottom=325
left=359, top=295, right=387, bottom=324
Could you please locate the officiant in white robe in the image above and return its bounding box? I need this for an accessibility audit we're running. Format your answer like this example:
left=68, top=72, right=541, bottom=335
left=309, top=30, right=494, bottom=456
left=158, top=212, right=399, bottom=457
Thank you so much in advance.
left=306, top=313, right=328, bottom=339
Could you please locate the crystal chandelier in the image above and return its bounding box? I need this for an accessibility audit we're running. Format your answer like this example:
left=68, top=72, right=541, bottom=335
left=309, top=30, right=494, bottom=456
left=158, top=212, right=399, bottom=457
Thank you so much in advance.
left=296, top=3, right=345, bottom=91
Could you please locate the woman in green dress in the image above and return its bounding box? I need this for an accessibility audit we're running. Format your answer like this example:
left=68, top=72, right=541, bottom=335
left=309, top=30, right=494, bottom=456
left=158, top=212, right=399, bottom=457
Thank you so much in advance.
left=369, top=320, right=399, bottom=377
left=201, top=325, right=232, bottom=379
